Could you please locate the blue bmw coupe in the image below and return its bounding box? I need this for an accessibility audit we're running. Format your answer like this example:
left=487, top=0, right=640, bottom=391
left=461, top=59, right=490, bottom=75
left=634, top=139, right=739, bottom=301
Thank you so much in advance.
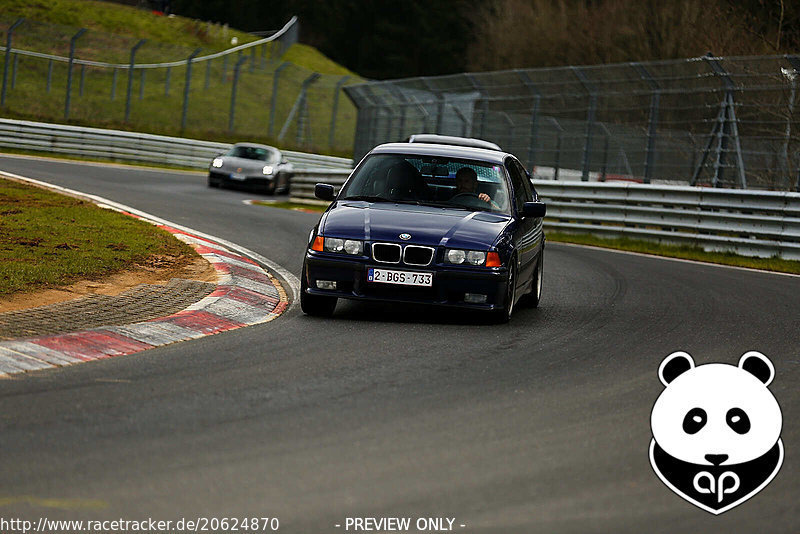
left=301, top=139, right=546, bottom=322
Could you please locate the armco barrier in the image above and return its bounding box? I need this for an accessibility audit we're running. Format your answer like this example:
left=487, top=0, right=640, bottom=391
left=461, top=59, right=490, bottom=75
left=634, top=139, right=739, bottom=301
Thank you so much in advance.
left=291, top=172, right=800, bottom=260
left=0, top=118, right=353, bottom=171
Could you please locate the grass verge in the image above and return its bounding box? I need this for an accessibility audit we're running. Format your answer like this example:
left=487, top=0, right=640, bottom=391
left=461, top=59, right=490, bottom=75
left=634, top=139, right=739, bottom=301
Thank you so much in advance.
left=547, top=231, right=800, bottom=274
left=0, top=178, right=197, bottom=296
left=251, top=200, right=326, bottom=213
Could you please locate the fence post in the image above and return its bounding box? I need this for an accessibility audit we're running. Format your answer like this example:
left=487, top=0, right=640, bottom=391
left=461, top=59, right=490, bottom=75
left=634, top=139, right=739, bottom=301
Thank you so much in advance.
left=204, top=58, right=211, bottom=90
left=702, top=54, right=746, bottom=188
left=1, top=18, right=24, bottom=108
left=517, top=70, right=541, bottom=169
left=11, top=53, right=18, bottom=89
left=222, top=54, right=228, bottom=82
left=228, top=55, right=248, bottom=131
left=64, top=28, right=87, bottom=121
left=181, top=48, right=202, bottom=131
left=548, top=117, right=564, bottom=180
left=164, top=66, right=171, bottom=96
left=386, top=84, right=411, bottom=142
left=598, top=123, right=611, bottom=182
left=110, top=68, right=117, bottom=100
left=46, top=60, right=53, bottom=93
left=782, top=56, right=800, bottom=188
left=571, top=66, right=597, bottom=181
left=268, top=62, right=289, bottom=137
left=277, top=72, right=320, bottom=141
left=139, top=70, right=146, bottom=100
left=421, top=79, right=445, bottom=134
left=125, top=39, right=146, bottom=123
left=328, top=75, right=350, bottom=148
left=631, top=62, right=660, bottom=183
left=465, top=74, right=489, bottom=138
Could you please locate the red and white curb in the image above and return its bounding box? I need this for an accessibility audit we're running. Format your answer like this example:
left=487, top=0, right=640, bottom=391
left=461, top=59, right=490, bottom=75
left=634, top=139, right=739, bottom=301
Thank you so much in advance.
left=0, top=171, right=297, bottom=378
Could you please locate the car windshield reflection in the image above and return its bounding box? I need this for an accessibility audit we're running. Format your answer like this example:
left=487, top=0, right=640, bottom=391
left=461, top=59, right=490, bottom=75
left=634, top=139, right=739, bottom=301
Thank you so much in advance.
left=339, top=154, right=511, bottom=214
left=227, top=145, right=280, bottom=163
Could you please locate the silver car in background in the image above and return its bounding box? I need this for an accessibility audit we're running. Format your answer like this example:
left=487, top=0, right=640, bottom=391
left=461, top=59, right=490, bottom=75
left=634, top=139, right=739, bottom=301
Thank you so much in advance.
left=208, top=143, right=293, bottom=195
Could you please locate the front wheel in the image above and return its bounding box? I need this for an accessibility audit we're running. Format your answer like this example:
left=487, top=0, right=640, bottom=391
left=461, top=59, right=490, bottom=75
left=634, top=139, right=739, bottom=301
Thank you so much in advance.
left=208, top=175, right=220, bottom=188
left=521, top=247, right=544, bottom=308
left=300, top=265, right=337, bottom=317
left=493, top=260, right=516, bottom=323
left=263, top=179, right=277, bottom=195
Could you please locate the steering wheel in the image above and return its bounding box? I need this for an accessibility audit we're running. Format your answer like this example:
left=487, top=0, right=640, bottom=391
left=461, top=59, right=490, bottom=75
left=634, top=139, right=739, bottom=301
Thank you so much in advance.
left=451, top=192, right=501, bottom=210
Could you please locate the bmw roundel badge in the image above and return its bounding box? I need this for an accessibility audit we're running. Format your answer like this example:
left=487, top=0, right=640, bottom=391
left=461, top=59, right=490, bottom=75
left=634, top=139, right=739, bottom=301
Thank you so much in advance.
left=399, top=233, right=412, bottom=241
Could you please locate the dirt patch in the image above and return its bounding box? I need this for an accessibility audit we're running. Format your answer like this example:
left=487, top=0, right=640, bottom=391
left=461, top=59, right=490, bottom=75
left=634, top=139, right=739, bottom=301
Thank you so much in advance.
left=0, top=253, right=218, bottom=313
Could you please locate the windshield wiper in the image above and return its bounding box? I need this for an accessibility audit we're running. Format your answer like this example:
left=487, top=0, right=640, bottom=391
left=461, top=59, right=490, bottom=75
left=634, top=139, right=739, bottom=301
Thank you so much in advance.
left=341, top=195, right=391, bottom=202
left=416, top=200, right=469, bottom=210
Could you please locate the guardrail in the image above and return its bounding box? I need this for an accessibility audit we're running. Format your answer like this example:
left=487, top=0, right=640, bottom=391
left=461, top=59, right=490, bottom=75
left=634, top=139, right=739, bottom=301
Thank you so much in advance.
left=0, top=118, right=353, bottom=170
left=290, top=172, right=800, bottom=260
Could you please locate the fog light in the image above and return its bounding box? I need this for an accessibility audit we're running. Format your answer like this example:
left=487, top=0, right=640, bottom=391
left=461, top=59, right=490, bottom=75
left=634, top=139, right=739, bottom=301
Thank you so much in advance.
left=464, top=293, right=487, bottom=304
left=316, top=280, right=337, bottom=290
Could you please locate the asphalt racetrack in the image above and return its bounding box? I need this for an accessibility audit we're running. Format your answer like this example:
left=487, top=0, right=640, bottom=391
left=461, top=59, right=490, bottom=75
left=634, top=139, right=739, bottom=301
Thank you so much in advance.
left=1, top=155, right=798, bottom=533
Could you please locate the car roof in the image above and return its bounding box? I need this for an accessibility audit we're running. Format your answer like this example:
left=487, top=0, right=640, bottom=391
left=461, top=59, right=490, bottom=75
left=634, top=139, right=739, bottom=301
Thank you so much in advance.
left=406, top=134, right=502, bottom=151
left=369, top=142, right=511, bottom=165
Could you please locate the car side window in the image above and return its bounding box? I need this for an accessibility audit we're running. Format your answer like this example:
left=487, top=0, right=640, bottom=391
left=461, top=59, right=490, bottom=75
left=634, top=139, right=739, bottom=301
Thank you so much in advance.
left=514, top=160, right=535, bottom=202
left=505, top=158, right=527, bottom=214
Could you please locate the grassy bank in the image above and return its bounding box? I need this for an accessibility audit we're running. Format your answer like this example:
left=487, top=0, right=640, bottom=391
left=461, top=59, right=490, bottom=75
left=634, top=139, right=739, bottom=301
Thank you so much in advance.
left=0, top=178, right=196, bottom=296
left=0, top=0, right=362, bottom=156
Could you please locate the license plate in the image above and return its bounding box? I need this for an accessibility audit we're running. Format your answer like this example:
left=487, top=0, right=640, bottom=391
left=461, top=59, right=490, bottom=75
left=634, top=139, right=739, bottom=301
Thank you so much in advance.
left=368, top=268, right=432, bottom=287
left=230, top=173, right=246, bottom=180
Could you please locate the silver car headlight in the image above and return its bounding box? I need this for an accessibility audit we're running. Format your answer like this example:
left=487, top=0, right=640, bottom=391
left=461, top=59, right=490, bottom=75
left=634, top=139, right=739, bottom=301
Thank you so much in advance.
left=212, top=158, right=224, bottom=168
left=324, top=237, right=363, bottom=255
left=445, top=248, right=486, bottom=266
left=262, top=165, right=274, bottom=175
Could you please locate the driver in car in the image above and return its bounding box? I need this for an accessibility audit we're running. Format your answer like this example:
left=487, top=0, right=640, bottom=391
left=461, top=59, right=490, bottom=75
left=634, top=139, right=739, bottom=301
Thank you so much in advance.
left=455, top=167, right=492, bottom=204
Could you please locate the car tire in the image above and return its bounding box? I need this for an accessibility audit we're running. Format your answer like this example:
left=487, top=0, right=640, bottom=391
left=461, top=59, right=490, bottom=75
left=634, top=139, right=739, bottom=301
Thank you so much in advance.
left=208, top=175, right=219, bottom=188
left=300, top=264, right=337, bottom=317
left=263, top=179, right=277, bottom=196
left=521, top=247, right=544, bottom=308
left=493, top=258, right=516, bottom=323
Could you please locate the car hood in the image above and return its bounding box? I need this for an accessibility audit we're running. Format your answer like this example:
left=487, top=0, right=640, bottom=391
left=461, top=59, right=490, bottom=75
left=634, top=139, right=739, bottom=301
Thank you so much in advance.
left=320, top=201, right=511, bottom=249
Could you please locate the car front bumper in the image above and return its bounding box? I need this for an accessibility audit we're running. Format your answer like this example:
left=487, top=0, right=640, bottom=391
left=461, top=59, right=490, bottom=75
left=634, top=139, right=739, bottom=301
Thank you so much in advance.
left=304, top=251, right=510, bottom=311
left=209, top=170, right=276, bottom=187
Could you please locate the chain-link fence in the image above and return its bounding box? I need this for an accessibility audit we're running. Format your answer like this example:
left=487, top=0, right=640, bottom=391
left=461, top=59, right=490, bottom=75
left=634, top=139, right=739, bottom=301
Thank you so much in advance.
left=345, top=55, right=800, bottom=191
left=0, top=16, right=359, bottom=155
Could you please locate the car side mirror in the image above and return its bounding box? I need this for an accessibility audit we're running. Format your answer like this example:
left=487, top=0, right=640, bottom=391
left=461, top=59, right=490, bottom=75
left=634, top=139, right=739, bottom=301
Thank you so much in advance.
left=315, top=183, right=336, bottom=201
left=522, top=201, right=546, bottom=218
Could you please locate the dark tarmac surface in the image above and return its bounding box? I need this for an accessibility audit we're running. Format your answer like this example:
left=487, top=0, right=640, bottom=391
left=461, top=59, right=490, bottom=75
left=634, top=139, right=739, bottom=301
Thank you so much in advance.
left=1, top=155, right=798, bottom=533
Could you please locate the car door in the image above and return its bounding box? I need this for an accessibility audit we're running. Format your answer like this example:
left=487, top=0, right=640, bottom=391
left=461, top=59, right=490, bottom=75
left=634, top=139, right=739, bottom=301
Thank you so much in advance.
left=505, top=157, right=537, bottom=290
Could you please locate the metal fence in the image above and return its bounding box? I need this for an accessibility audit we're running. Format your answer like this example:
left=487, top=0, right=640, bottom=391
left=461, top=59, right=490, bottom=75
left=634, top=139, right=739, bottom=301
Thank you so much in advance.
left=0, top=118, right=353, bottom=170
left=290, top=172, right=800, bottom=260
left=345, top=55, right=800, bottom=191
left=0, top=16, right=360, bottom=154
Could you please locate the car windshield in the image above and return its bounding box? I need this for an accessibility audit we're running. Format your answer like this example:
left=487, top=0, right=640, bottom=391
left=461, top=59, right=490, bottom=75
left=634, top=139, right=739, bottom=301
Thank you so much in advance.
left=339, top=154, right=511, bottom=214
left=227, top=145, right=279, bottom=162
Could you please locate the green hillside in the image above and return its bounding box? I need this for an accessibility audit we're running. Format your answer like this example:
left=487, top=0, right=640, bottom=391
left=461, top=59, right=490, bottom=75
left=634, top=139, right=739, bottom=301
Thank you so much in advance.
left=0, top=0, right=362, bottom=156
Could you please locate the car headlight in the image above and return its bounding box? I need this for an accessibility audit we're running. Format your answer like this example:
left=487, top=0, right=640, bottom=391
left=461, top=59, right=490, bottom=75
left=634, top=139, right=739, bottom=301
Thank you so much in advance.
left=212, top=158, right=224, bottom=168
left=262, top=165, right=274, bottom=175
left=445, top=248, right=487, bottom=266
left=323, top=237, right=363, bottom=255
